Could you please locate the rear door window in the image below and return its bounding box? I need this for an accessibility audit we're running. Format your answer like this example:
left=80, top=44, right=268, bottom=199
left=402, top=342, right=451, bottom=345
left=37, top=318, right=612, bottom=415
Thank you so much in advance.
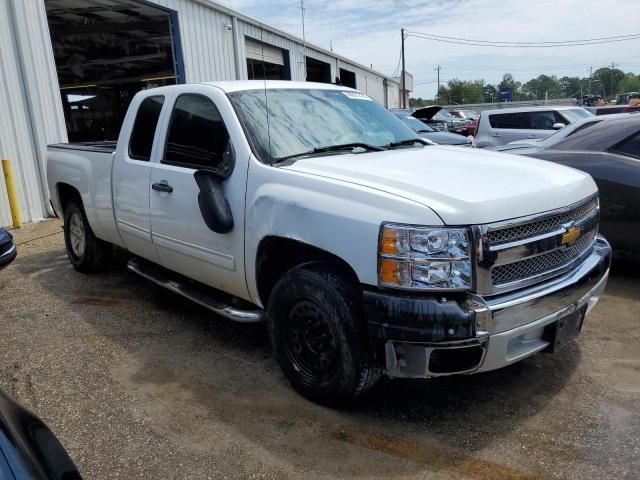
left=489, top=112, right=529, bottom=129
left=129, top=96, right=164, bottom=161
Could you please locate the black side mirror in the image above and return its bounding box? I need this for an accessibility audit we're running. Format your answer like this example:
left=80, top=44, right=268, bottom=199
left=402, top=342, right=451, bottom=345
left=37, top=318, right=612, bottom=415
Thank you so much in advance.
left=194, top=170, right=233, bottom=234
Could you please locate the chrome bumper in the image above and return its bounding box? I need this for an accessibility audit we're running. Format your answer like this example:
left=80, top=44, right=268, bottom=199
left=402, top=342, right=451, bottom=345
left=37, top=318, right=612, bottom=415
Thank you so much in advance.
left=384, top=236, right=611, bottom=378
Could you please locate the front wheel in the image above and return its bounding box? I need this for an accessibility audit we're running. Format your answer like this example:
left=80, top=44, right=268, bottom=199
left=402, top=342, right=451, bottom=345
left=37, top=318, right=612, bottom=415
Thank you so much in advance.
left=63, top=199, right=111, bottom=273
left=267, top=263, right=381, bottom=405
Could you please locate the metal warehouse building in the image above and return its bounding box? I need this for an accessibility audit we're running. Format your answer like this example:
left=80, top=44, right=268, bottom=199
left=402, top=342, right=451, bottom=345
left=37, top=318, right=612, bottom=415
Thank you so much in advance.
left=0, top=0, right=403, bottom=227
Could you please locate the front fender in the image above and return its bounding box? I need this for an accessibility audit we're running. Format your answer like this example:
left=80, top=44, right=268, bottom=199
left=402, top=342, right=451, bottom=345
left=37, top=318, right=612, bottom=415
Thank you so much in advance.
left=244, top=158, right=443, bottom=306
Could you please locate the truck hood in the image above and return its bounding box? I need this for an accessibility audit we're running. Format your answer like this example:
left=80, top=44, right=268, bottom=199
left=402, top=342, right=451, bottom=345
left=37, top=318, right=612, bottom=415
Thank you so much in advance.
left=282, top=146, right=597, bottom=225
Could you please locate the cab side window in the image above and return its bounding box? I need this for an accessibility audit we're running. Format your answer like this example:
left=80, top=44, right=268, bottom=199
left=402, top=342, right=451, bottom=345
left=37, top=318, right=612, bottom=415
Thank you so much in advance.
left=163, top=94, right=230, bottom=169
left=129, top=96, right=164, bottom=161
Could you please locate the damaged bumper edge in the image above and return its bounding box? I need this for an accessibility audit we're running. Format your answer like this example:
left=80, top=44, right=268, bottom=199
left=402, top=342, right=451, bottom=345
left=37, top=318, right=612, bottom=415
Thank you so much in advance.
left=364, top=236, right=611, bottom=379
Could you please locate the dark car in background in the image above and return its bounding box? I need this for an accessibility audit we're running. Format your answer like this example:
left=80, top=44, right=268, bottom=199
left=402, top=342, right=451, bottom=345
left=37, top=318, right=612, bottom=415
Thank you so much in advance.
left=0, top=228, right=17, bottom=270
left=491, top=115, right=640, bottom=260
left=586, top=105, right=640, bottom=116
left=391, top=111, right=472, bottom=146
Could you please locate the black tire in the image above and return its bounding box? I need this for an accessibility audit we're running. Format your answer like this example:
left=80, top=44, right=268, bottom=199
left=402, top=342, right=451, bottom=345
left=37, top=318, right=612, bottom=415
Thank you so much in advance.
left=63, top=199, right=111, bottom=273
left=267, top=262, right=382, bottom=405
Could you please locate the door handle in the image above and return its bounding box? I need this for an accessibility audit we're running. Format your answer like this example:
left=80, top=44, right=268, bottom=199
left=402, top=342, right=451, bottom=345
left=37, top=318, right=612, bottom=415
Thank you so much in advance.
left=152, top=182, right=173, bottom=193
left=491, top=133, right=501, bottom=137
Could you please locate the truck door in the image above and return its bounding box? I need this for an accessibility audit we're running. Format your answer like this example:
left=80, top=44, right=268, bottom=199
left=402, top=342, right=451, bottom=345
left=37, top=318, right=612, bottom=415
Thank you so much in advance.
left=149, top=87, right=249, bottom=300
left=112, top=95, right=165, bottom=262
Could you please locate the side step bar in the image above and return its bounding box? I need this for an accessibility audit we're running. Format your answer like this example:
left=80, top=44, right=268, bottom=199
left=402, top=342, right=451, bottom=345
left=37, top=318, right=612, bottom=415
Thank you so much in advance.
left=127, top=257, right=264, bottom=323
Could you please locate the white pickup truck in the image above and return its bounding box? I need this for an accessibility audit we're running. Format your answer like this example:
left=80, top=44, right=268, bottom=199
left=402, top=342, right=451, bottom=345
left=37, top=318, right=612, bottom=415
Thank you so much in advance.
left=48, top=81, right=611, bottom=404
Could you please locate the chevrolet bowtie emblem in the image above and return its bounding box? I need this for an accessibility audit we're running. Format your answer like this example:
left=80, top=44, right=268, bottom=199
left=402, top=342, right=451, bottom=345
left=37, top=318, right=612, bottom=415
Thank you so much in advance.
left=561, top=226, right=581, bottom=247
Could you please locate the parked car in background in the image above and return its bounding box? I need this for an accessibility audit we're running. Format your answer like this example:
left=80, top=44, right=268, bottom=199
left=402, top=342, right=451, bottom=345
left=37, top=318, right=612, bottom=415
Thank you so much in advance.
left=48, top=81, right=610, bottom=404
left=457, top=117, right=479, bottom=137
left=585, top=105, right=640, bottom=116
left=391, top=111, right=472, bottom=146
left=615, top=92, right=640, bottom=105
left=408, top=106, right=465, bottom=132
left=489, top=115, right=617, bottom=150
left=474, top=106, right=594, bottom=147
left=490, top=114, right=640, bottom=260
left=0, top=228, right=17, bottom=270
left=449, top=109, right=479, bottom=137
left=449, top=109, right=479, bottom=120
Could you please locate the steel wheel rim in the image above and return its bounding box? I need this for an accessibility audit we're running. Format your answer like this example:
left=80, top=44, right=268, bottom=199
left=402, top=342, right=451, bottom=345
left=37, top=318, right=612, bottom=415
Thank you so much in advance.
left=69, top=212, right=86, bottom=258
left=283, top=299, right=340, bottom=384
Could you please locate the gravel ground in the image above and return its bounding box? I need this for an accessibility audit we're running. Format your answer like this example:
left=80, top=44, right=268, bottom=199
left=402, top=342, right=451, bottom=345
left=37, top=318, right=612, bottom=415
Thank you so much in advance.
left=0, top=219, right=638, bottom=479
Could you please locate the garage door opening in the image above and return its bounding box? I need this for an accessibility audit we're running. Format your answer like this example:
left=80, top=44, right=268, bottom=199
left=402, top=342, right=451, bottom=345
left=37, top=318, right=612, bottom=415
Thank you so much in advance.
left=246, top=38, right=290, bottom=80
left=306, top=57, right=331, bottom=84
left=46, top=0, right=183, bottom=142
left=339, top=68, right=356, bottom=89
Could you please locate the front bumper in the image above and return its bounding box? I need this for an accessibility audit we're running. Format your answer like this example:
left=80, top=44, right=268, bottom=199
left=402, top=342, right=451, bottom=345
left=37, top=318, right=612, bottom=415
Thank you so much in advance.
left=365, top=236, right=611, bottom=378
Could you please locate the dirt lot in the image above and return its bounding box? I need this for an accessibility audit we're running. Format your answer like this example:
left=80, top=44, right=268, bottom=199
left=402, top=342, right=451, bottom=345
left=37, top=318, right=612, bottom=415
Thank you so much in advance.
left=0, top=219, right=638, bottom=479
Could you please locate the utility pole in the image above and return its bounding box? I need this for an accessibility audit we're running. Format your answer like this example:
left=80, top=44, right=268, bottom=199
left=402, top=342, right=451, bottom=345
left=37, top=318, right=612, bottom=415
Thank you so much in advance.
left=588, top=66, right=592, bottom=96
left=609, top=62, right=617, bottom=100
left=435, top=65, right=441, bottom=104
left=401, top=28, right=406, bottom=108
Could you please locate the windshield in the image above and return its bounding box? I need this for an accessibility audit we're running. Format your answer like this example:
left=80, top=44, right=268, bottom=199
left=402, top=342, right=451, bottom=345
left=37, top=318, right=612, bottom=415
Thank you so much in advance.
left=229, top=88, right=420, bottom=162
left=394, top=114, right=435, bottom=133
left=561, top=108, right=594, bottom=123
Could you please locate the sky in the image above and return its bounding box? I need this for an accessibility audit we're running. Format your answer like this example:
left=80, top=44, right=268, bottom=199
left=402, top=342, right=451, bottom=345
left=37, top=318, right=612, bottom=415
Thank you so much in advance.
left=219, top=0, right=640, bottom=99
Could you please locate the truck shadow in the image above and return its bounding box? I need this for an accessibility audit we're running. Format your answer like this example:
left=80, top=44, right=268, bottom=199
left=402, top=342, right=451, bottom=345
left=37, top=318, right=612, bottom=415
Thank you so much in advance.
left=18, top=245, right=590, bottom=479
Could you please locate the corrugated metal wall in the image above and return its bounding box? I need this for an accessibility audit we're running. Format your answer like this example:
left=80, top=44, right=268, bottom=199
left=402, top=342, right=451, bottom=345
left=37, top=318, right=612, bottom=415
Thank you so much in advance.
left=153, top=0, right=399, bottom=105
left=0, top=0, right=66, bottom=227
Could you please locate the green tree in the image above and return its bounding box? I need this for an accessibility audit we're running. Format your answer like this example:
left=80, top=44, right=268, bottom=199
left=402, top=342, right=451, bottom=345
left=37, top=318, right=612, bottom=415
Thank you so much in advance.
left=484, top=84, right=499, bottom=103
left=617, top=75, right=640, bottom=94
left=443, top=79, right=485, bottom=104
left=521, top=75, right=562, bottom=100
left=593, top=67, right=626, bottom=99
left=559, top=76, right=584, bottom=98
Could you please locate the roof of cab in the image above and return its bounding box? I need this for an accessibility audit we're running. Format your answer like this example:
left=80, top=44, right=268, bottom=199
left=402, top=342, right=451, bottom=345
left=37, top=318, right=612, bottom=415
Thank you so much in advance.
left=198, top=80, right=357, bottom=93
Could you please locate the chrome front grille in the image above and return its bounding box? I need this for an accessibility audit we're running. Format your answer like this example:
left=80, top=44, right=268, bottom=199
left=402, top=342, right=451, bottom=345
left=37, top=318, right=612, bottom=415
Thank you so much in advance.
left=491, top=229, right=597, bottom=285
left=474, top=195, right=600, bottom=295
left=487, top=197, right=598, bottom=245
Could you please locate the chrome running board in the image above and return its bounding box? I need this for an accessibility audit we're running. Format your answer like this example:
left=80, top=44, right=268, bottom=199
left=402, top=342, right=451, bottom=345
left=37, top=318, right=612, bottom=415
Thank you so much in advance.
left=127, top=257, right=264, bottom=323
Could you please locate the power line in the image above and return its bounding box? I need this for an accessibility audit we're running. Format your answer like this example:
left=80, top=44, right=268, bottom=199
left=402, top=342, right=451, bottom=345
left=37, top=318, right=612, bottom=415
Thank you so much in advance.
left=405, top=30, right=640, bottom=48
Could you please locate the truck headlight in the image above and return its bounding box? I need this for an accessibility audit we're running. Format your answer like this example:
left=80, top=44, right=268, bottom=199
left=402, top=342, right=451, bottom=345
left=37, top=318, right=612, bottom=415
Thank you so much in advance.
left=378, top=224, right=472, bottom=290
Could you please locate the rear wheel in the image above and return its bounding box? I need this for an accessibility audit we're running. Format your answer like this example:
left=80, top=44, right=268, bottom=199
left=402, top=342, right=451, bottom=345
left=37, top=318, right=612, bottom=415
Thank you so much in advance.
left=267, top=263, right=381, bottom=405
left=63, top=199, right=111, bottom=273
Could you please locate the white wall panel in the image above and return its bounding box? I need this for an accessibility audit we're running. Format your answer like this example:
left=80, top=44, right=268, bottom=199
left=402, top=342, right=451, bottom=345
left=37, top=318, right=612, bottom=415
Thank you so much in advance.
left=152, top=0, right=237, bottom=82
left=0, top=0, right=66, bottom=226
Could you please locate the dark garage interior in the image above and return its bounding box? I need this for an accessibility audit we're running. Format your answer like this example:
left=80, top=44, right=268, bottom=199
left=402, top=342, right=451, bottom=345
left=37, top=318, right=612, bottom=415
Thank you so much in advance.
left=306, top=56, right=331, bottom=83
left=45, top=0, right=182, bottom=142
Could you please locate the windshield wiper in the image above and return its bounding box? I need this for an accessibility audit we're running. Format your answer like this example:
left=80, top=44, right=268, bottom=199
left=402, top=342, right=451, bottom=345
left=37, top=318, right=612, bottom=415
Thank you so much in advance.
left=385, top=138, right=428, bottom=149
left=273, top=142, right=386, bottom=164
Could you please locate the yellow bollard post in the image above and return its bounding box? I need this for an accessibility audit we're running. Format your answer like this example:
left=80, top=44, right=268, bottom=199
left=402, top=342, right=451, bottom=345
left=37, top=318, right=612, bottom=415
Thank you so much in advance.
left=1, top=160, right=23, bottom=228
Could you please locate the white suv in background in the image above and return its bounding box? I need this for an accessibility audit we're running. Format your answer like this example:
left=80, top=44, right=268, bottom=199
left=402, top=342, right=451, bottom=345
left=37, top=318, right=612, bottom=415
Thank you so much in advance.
left=474, top=106, right=594, bottom=148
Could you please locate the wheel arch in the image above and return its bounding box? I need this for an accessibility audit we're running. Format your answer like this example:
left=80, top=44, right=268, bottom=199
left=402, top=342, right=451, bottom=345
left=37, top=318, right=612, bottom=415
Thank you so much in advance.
left=255, top=236, right=360, bottom=309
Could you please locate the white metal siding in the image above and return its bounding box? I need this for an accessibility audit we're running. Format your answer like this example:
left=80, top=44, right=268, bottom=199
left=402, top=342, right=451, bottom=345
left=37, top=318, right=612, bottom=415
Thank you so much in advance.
left=152, top=0, right=237, bottom=82
left=0, top=0, right=66, bottom=227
